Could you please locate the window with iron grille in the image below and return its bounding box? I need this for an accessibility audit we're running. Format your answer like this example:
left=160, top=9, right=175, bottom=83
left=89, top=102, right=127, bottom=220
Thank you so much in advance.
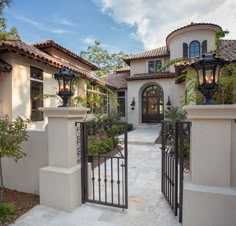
left=30, top=66, right=43, bottom=121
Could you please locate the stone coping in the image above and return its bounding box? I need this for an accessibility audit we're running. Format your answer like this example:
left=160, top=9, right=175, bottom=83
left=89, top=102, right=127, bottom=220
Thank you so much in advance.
left=39, top=107, right=89, bottom=118
left=183, top=104, right=236, bottom=119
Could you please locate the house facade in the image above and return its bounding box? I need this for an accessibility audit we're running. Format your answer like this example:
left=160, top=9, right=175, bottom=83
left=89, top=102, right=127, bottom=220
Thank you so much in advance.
left=105, top=22, right=236, bottom=126
left=0, top=40, right=114, bottom=128
left=0, top=22, right=236, bottom=128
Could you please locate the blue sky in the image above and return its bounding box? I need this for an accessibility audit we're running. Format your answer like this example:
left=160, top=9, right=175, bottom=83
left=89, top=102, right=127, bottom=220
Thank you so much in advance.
left=4, top=0, right=143, bottom=55
left=4, top=0, right=236, bottom=56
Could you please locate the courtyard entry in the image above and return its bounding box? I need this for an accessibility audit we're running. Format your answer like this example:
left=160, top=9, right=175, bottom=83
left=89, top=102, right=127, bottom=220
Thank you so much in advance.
left=161, top=120, right=191, bottom=223
left=142, top=84, right=164, bottom=123
left=77, top=121, right=128, bottom=209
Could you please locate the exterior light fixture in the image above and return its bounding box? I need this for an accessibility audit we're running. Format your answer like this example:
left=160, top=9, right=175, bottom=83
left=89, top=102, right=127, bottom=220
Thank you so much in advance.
left=130, top=97, right=135, bottom=110
left=191, top=54, right=225, bottom=104
left=54, top=69, right=76, bottom=107
left=166, top=96, right=171, bottom=110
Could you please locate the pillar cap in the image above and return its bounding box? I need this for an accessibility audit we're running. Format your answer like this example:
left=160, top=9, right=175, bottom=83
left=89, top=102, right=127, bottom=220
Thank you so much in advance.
left=183, top=104, right=236, bottom=119
left=39, top=107, right=89, bottom=118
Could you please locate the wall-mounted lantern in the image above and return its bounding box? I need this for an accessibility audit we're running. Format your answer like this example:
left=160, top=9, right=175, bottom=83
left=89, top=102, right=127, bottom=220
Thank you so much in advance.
left=54, top=69, right=76, bottom=107
left=130, top=97, right=135, bottom=110
left=166, top=96, right=171, bottom=110
left=191, top=54, right=225, bottom=104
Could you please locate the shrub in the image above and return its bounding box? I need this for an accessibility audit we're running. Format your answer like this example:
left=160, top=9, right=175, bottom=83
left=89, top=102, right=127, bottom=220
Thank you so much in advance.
left=88, top=137, right=115, bottom=156
left=126, top=123, right=133, bottom=131
left=0, top=203, right=16, bottom=224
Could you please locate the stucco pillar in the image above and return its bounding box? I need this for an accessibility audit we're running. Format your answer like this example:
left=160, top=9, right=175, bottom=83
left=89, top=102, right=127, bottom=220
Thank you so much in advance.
left=39, top=107, right=87, bottom=212
left=182, top=105, right=236, bottom=226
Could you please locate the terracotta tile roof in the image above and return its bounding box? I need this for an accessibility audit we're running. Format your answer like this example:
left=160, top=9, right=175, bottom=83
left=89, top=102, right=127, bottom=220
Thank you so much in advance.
left=166, top=22, right=222, bottom=42
left=103, top=72, right=129, bottom=89
left=123, top=46, right=169, bottom=65
left=127, top=72, right=175, bottom=81
left=219, top=40, right=236, bottom=62
left=33, top=40, right=100, bottom=71
left=0, top=40, right=108, bottom=86
left=114, top=66, right=130, bottom=73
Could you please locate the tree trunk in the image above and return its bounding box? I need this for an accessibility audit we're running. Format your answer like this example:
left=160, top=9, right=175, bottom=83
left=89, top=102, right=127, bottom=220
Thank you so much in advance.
left=0, top=157, right=3, bottom=202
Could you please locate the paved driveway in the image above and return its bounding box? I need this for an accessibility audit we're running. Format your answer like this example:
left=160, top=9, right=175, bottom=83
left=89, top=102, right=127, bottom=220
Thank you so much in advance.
left=12, top=128, right=180, bottom=226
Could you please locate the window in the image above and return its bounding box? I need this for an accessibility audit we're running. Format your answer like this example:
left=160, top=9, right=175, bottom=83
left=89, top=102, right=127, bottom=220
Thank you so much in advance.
left=30, top=67, right=43, bottom=121
left=148, top=60, right=162, bottom=73
left=189, top=41, right=200, bottom=57
left=117, top=91, right=125, bottom=117
left=86, top=85, right=110, bottom=114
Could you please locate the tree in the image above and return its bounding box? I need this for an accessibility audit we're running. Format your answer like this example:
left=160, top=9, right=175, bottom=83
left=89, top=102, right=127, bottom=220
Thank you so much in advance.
left=80, top=40, right=129, bottom=76
left=0, top=115, right=29, bottom=202
left=0, top=0, right=20, bottom=41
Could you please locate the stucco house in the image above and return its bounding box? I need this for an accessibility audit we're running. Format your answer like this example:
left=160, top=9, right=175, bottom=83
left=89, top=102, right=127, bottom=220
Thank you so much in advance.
left=104, top=22, right=236, bottom=126
left=0, top=39, right=115, bottom=128
left=1, top=22, right=236, bottom=129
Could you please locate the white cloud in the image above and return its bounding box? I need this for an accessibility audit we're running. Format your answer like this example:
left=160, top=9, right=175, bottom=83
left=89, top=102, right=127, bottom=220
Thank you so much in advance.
left=52, top=15, right=76, bottom=26
left=81, top=36, right=96, bottom=45
left=12, top=14, right=70, bottom=34
left=95, top=0, right=236, bottom=50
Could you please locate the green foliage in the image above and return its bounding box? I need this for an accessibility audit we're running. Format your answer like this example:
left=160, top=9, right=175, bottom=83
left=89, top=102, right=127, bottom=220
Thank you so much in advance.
left=89, top=112, right=121, bottom=123
left=164, top=107, right=186, bottom=122
left=88, top=137, right=115, bottom=156
left=0, top=115, right=29, bottom=160
left=0, top=0, right=20, bottom=41
left=183, top=64, right=236, bottom=105
left=126, top=123, right=133, bottom=131
left=0, top=202, right=16, bottom=224
left=80, top=40, right=129, bottom=76
left=213, top=64, right=236, bottom=104
left=0, top=115, right=29, bottom=202
left=215, top=30, right=229, bottom=55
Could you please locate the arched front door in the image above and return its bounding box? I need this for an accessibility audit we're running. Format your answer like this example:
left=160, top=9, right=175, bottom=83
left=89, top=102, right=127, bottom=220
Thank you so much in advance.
left=142, top=85, right=164, bottom=123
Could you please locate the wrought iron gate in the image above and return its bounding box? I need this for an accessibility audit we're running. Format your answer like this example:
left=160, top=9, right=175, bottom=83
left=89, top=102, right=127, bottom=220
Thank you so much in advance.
left=76, top=122, right=128, bottom=209
left=161, top=120, right=191, bottom=223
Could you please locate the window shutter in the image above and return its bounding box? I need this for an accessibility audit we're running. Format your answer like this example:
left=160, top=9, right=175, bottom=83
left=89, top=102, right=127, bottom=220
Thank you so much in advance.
left=202, top=40, right=207, bottom=54
left=183, top=43, right=188, bottom=58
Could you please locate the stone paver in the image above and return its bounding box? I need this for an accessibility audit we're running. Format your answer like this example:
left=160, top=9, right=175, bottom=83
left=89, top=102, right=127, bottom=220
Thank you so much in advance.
left=12, top=128, right=180, bottom=226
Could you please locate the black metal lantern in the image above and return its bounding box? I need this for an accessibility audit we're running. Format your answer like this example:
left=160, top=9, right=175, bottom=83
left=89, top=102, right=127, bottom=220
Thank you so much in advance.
left=191, top=54, right=225, bottom=104
left=130, top=97, right=135, bottom=110
left=54, top=69, right=76, bottom=107
left=166, top=96, right=171, bottom=110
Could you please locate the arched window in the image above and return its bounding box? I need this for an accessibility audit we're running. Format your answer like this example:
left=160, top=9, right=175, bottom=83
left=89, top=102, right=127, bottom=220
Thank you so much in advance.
left=189, top=41, right=200, bottom=57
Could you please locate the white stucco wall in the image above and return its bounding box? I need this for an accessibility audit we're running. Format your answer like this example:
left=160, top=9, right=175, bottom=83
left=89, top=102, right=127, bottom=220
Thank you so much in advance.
left=127, top=78, right=178, bottom=126
left=2, top=128, right=48, bottom=194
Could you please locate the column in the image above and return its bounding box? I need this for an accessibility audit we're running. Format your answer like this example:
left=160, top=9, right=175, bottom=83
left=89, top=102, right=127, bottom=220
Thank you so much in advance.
left=39, top=107, right=87, bottom=212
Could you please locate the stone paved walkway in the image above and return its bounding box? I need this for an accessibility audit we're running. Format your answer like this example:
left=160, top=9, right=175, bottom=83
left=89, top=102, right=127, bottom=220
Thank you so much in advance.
left=12, top=128, right=180, bottom=226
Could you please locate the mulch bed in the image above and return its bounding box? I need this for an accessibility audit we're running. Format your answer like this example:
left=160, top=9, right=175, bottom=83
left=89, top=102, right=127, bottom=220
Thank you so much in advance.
left=1, top=188, right=39, bottom=226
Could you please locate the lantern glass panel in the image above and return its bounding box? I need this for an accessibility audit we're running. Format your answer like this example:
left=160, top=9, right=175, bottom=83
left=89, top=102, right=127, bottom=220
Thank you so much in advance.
left=197, top=66, right=204, bottom=85
left=59, top=79, right=64, bottom=91
left=204, top=64, right=214, bottom=84
left=64, top=80, right=70, bottom=92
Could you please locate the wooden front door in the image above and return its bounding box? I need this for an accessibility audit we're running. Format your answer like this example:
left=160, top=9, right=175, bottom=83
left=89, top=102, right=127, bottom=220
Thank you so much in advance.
left=142, top=85, right=164, bottom=123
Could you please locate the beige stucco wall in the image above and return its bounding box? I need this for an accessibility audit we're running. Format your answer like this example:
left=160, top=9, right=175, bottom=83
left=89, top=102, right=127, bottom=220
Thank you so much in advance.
left=231, top=120, right=236, bottom=187
left=130, top=57, right=170, bottom=76
left=127, top=78, right=178, bottom=126
left=2, top=128, right=48, bottom=194
left=0, top=53, right=89, bottom=128
left=43, top=48, right=92, bottom=71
